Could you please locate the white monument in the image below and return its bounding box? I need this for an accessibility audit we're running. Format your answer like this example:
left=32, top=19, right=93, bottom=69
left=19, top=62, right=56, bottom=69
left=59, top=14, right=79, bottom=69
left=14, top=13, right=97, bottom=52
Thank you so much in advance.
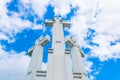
left=26, top=17, right=88, bottom=80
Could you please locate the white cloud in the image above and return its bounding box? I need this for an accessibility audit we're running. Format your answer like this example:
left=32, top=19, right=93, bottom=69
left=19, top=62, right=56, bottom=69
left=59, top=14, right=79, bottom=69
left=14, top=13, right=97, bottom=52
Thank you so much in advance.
left=69, top=0, right=99, bottom=46
left=31, top=0, right=50, bottom=18
left=0, top=11, right=32, bottom=42
left=0, top=32, right=9, bottom=40
left=85, top=60, right=93, bottom=73
left=69, top=0, right=120, bottom=61
left=21, top=0, right=50, bottom=18
left=21, top=0, right=30, bottom=4
left=0, top=0, right=45, bottom=42
left=84, top=57, right=96, bottom=80
left=0, top=0, right=31, bottom=42
left=89, top=0, right=120, bottom=61
left=89, top=75, right=95, bottom=80
left=70, top=15, right=89, bottom=46
left=0, top=45, right=30, bottom=80
left=50, top=0, right=72, bottom=17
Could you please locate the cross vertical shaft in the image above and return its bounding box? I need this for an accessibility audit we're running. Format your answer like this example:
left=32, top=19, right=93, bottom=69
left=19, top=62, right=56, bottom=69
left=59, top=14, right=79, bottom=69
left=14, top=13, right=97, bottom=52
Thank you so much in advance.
left=46, top=17, right=70, bottom=80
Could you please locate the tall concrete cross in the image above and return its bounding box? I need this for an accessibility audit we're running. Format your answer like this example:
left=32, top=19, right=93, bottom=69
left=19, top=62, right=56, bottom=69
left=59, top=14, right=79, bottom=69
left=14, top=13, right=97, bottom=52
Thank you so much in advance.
left=45, top=17, right=72, bottom=80
left=26, top=35, right=50, bottom=80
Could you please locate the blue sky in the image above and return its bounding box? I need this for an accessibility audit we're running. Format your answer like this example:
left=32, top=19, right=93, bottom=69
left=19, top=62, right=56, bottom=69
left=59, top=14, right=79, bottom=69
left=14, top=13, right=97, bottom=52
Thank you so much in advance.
left=0, top=0, right=120, bottom=80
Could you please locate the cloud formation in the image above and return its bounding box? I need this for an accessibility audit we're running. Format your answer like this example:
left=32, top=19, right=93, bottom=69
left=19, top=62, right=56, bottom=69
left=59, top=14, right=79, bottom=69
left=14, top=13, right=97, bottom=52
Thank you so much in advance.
left=69, top=0, right=120, bottom=61
left=0, top=0, right=44, bottom=42
left=90, top=0, right=120, bottom=61
left=0, top=45, right=30, bottom=80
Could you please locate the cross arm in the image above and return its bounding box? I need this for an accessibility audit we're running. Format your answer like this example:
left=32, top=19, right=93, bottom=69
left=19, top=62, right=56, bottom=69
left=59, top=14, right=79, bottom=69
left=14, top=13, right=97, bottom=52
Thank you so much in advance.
left=65, top=36, right=85, bottom=57
left=62, top=20, right=71, bottom=28
left=45, top=19, right=54, bottom=27
left=35, top=35, right=50, bottom=46
left=65, top=36, right=75, bottom=47
left=28, top=35, right=50, bottom=56
left=40, top=35, right=50, bottom=46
